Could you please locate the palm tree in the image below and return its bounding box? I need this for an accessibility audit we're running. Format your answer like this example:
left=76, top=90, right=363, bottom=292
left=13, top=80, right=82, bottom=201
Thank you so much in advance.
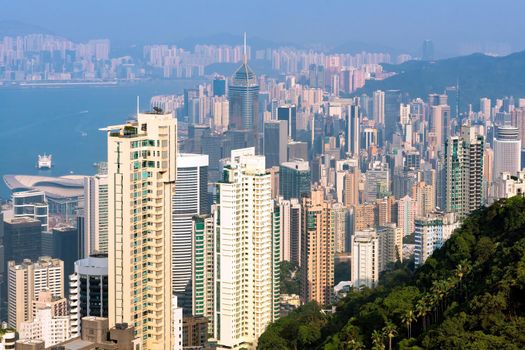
left=455, top=260, right=471, bottom=298
left=382, top=322, right=398, bottom=350
left=401, top=309, right=416, bottom=338
left=371, top=330, right=385, bottom=350
left=416, top=299, right=429, bottom=332
left=345, top=339, right=365, bottom=350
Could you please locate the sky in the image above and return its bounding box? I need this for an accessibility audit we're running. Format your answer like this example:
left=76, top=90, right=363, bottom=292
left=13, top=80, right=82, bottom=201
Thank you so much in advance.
left=1, top=0, right=525, bottom=57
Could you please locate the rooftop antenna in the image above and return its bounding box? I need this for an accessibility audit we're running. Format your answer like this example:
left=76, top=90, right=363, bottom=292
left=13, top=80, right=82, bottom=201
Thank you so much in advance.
left=136, top=96, right=140, bottom=116
left=243, top=32, right=247, bottom=65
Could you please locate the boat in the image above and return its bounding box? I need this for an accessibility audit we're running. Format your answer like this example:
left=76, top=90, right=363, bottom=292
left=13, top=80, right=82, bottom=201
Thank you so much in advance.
left=37, top=154, right=52, bottom=169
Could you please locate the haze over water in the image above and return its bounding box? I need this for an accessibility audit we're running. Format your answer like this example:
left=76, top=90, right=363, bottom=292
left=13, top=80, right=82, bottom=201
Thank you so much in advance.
left=0, top=80, right=196, bottom=199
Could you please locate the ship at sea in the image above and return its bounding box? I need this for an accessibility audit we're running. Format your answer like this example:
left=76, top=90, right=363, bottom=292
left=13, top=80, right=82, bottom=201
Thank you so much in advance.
left=37, top=154, right=52, bottom=169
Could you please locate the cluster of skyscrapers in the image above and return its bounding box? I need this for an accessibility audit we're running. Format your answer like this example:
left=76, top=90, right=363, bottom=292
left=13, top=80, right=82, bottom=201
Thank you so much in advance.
left=2, top=35, right=525, bottom=350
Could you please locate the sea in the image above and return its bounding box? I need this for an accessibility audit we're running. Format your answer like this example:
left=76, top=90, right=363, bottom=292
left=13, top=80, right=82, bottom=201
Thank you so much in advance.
left=0, top=80, right=199, bottom=200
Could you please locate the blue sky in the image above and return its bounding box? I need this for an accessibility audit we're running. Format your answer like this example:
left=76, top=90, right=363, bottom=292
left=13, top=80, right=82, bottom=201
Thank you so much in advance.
left=1, top=0, right=524, bottom=56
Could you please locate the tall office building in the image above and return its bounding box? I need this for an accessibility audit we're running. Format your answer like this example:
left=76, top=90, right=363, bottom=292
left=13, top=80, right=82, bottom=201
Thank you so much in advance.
left=422, top=40, right=435, bottom=61
left=333, top=203, right=349, bottom=254
left=493, top=125, right=521, bottom=181
left=342, top=167, right=360, bottom=208
left=346, top=105, right=360, bottom=157
left=3, top=217, right=42, bottom=264
left=365, top=162, right=390, bottom=202
left=213, top=148, right=279, bottom=350
left=106, top=111, right=176, bottom=349
left=172, top=153, right=209, bottom=314
left=351, top=229, right=379, bottom=289
left=384, top=90, right=402, bottom=141
left=264, top=120, right=288, bottom=168
left=191, top=215, right=215, bottom=331
left=444, top=126, right=485, bottom=217
left=287, top=141, right=308, bottom=162
left=413, top=182, right=435, bottom=217
left=300, top=189, right=334, bottom=305
left=373, top=90, right=385, bottom=125
left=277, top=105, right=297, bottom=140
left=414, top=213, right=459, bottom=266
left=69, top=254, right=108, bottom=337
left=397, top=195, right=415, bottom=237
left=12, top=191, right=49, bottom=232
left=480, top=97, right=491, bottom=120
left=84, top=173, right=108, bottom=256
left=49, top=226, right=79, bottom=293
left=277, top=198, right=302, bottom=264
left=430, top=105, right=451, bottom=150
left=378, top=224, right=403, bottom=272
left=279, top=160, right=311, bottom=200
left=212, top=76, right=226, bottom=96
left=228, top=35, right=259, bottom=131
left=7, top=257, right=64, bottom=329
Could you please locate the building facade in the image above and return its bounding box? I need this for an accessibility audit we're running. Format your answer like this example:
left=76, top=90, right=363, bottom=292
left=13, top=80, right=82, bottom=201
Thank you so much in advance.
left=106, top=111, right=176, bottom=349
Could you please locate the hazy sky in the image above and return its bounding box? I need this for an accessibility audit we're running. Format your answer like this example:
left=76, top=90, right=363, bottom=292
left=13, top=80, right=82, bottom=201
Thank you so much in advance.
left=2, top=0, right=525, bottom=56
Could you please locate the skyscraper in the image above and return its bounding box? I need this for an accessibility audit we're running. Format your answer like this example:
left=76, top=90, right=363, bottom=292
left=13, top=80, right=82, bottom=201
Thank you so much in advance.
left=213, top=148, right=279, bottom=350
left=7, top=257, right=64, bottom=329
left=277, top=197, right=302, bottom=264
left=378, top=223, right=403, bottom=272
left=84, top=173, right=108, bottom=256
left=12, top=190, right=49, bottom=232
left=414, top=213, right=459, bottom=266
left=422, top=40, right=435, bottom=61
left=444, top=126, right=485, bottom=217
left=373, top=90, right=385, bottom=125
left=397, top=195, right=415, bottom=237
left=277, top=104, right=297, bottom=140
left=212, top=76, right=226, bottom=96
left=384, top=90, right=402, bottom=141
left=69, top=254, right=108, bottom=338
left=172, top=153, right=209, bottom=314
left=301, top=189, right=334, bottom=305
left=4, top=217, right=42, bottom=264
left=228, top=34, right=259, bottom=131
left=493, top=125, right=521, bottom=181
left=346, top=104, right=360, bottom=157
left=191, top=215, right=215, bottom=330
left=351, top=229, right=379, bottom=289
left=106, top=111, right=176, bottom=349
left=279, top=160, right=311, bottom=200
left=264, top=120, right=288, bottom=168
left=50, top=226, right=79, bottom=293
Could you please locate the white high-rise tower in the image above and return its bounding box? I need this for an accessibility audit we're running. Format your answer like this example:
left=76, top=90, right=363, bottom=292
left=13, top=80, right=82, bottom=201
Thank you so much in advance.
left=106, top=110, right=177, bottom=350
left=213, top=147, right=279, bottom=350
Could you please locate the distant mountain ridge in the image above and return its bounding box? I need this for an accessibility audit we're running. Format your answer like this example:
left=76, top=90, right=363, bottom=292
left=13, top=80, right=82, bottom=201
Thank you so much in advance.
left=355, top=51, right=525, bottom=109
left=0, top=20, right=55, bottom=37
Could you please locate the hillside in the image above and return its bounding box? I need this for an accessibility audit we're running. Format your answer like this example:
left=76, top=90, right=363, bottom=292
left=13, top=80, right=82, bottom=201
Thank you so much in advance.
left=258, top=196, right=525, bottom=349
left=356, top=51, right=525, bottom=110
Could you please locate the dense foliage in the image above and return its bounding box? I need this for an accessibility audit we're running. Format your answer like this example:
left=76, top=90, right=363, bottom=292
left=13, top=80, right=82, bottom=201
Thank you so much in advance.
left=280, top=260, right=301, bottom=295
left=356, top=51, right=525, bottom=110
left=259, top=196, right=525, bottom=349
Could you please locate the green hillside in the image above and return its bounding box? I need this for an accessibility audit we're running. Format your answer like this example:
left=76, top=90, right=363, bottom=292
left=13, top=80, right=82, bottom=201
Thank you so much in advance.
left=356, top=51, right=525, bottom=109
left=258, top=196, right=525, bottom=349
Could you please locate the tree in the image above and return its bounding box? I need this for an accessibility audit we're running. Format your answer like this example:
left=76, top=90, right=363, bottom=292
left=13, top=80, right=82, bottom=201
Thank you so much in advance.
left=401, top=309, right=416, bottom=338
left=371, top=330, right=385, bottom=350
left=382, top=322, right=398, bottom=350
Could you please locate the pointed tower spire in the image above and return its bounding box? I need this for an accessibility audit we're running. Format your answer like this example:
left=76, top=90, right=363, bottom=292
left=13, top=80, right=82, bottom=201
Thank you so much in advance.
left=243, top=32, right=248, bottom=65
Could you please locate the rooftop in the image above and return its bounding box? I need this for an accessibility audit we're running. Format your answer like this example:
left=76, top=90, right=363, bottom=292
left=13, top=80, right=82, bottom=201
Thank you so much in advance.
left=4, top=174, right=85, bottom=199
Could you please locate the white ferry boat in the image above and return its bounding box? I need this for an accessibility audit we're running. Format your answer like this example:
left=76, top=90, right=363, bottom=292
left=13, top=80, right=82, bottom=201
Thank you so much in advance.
left=37, top=154, right=52, bottom=169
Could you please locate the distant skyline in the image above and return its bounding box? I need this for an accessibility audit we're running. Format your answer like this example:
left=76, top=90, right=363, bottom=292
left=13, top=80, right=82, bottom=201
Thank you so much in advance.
left=1, top=0, right=525, bottom=57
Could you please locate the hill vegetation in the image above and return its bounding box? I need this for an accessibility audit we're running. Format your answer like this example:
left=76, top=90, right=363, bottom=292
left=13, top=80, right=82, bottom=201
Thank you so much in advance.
left=258, top=196, right=525, bottom=349
left=356, top=51, right=525, bottom=110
